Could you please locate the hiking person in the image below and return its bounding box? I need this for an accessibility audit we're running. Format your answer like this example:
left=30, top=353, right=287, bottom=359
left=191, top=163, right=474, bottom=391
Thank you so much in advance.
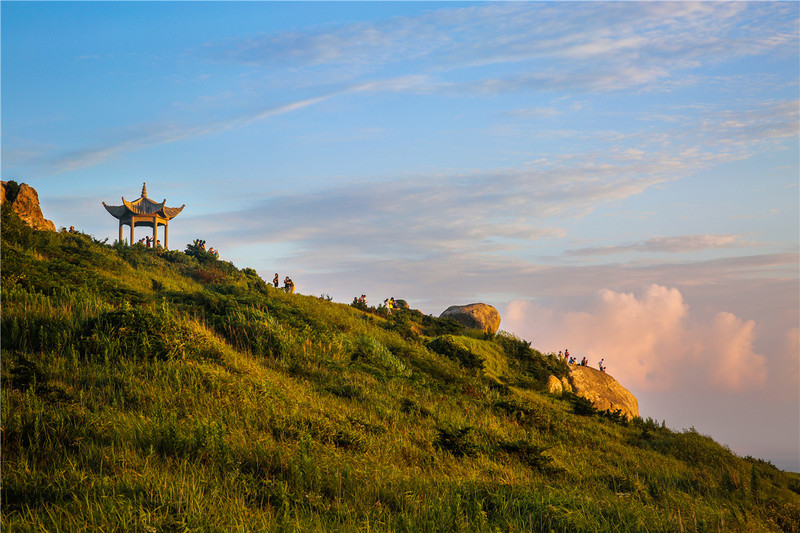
left=273, top=273, right=279, bottom=288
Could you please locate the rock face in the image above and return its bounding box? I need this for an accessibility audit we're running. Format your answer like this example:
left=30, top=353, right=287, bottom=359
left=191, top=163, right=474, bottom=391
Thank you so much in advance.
left=1, top=181, right=56, bottom=232
left=439, top=303, right=501, bottom=335
left=569, top=365, right=639, bottom=420
left=546, top=375, right=573, bottom=394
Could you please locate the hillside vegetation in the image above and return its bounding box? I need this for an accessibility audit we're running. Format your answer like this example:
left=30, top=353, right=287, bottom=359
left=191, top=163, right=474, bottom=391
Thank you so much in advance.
left=2, top=205, right=799, bottom=532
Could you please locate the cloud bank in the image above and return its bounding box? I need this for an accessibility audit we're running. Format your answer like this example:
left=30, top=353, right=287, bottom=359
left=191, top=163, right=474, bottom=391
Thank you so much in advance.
left=504, top=285, right=768, bottom=393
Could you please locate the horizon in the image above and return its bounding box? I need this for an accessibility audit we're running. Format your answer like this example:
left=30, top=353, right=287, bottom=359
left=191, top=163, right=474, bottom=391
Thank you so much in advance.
left=2, top=1, right=798, bottom=471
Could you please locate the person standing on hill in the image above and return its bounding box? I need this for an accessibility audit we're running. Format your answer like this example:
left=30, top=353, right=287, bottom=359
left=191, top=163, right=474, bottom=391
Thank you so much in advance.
left=273, top=273, right=279, bottom=288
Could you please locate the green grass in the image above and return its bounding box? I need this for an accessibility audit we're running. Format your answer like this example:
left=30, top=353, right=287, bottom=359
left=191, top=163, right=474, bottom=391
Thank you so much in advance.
left=2, top=204, right=800, bottom=532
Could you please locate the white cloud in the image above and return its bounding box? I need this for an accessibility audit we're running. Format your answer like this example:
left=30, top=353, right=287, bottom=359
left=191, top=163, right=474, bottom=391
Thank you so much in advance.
left=707, top=312, right=767, bottom=390
left=503, top=285, right=769, bottom=393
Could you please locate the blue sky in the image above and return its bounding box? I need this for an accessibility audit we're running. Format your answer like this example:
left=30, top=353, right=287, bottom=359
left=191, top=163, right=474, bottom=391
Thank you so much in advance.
left=2, top=1, right=798, bottom=470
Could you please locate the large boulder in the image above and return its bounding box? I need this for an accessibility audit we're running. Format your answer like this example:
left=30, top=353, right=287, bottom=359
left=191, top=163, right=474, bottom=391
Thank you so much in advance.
left=1, top=181, right=56, bottom=232
left=569, top=365, right=639, bottom=420
left=439, top=303, right=501, bottom=335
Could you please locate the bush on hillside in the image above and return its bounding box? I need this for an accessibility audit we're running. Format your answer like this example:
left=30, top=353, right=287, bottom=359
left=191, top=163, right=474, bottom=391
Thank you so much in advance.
left=81, top=303, right=217, bottom=362
left=3, top=179, right=21, bottom=203
left=427, top=335, right=485, bottom=371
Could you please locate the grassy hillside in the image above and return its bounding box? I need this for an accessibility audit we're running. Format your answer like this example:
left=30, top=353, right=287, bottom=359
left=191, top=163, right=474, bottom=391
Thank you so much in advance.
left=2, top=205, right=799, bottom=532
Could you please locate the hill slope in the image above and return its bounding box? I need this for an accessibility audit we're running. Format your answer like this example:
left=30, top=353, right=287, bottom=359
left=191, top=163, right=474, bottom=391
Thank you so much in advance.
left=2, top=204, right=799, bottom=532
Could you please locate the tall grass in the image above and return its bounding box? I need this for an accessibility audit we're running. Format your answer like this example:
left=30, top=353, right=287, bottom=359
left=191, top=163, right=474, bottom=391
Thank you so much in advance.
left=3, top=205, right=799, bottom=532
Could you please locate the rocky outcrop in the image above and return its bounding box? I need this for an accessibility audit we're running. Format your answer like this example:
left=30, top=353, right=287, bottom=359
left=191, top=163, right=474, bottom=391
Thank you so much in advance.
left=568, top=365, right=639, bottom=420
left=546, top=375, right=573, bottom=394
left=440, top=303, right=501, bottom=335
left=1, top=181, right=56, bottom=232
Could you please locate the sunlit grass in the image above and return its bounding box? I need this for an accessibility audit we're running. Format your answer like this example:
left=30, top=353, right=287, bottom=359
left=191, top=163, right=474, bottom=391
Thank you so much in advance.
left=2, top=206, right=799, bottom=532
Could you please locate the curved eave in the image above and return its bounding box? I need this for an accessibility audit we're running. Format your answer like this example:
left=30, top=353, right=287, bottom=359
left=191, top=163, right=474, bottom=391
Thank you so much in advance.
left=104, top=199, right=184, bottom=221
left=162, top=204, right=186, bottom=220
left=102, top=202, right=128, bottom=219
left=122, top=196, right=167, bottom=215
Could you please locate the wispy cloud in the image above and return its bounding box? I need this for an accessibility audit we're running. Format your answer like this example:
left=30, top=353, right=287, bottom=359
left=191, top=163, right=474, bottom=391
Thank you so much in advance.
left=564, top=234, right=753, bottom=257
left=41, top=75, right=428, bottom=173
left=15, top=3, right=796, bottom=175
left=209, top=2, right=797, bottom=95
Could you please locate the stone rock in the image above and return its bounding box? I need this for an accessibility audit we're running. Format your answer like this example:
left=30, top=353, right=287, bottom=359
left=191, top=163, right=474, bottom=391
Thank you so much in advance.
left=439, top=303, right=501, bottom=335
left=546, top=375, right=563, bottom=394
left=394, top=299, right=410, bottom=310
left=568, top=365, right=639, bottom=420
left=560, top=376, right=573, bottom=393
left=1, top=181, right=56, bottom=232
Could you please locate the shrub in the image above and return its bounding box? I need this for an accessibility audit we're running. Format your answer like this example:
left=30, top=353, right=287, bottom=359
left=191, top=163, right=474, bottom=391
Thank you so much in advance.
left=427, top=335, right=484, bottom=370
left=499, top=440, right=556, bottom=473
left=3, top=179, right=21, bottom=203
left=434, top=426, right=481, bottom=458
left=81, top=303, right=208, bottom=362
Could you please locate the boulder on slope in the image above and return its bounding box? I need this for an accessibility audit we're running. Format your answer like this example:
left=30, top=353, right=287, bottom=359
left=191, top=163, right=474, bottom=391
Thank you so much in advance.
left=439, top=303, right=501, bottom=335
left=568, top=365, right=639, bottom=420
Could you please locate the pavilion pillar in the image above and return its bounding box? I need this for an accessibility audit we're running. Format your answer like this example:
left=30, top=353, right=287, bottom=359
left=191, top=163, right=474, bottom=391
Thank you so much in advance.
left=152, top=218, right=158, bottom=246
left=165, top=221, right=169, bottom=250
left=119, top=220, right=124, bottom=244
left=130, top=219, right=136, bottom=246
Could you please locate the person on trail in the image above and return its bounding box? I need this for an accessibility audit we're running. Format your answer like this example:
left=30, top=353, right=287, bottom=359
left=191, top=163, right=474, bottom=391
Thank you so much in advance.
left=564, top=349, right=570, bottom=361
left=273, top=273, right=279, bottom=288
left=599, top=359, right=606, bottom=372
left=580, top=356, right=587, bottom=366
left=558, top=351, right=563, bottom=359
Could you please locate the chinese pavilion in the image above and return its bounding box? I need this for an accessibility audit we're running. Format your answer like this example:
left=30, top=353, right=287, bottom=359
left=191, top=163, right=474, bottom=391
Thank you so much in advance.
left=102, top=183, right=185, bottom=249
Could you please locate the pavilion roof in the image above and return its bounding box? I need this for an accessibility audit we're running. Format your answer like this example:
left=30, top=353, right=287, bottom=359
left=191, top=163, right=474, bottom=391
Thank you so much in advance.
left=103, top=183, right=185, bottom=221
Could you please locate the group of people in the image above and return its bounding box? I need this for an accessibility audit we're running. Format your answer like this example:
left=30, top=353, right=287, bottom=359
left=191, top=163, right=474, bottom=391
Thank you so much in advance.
left=558, top=349, right=607, bottom=373
left=273, top=273, right=295, bottom=293
left=137, top=236, right=162, bottom=248
left=193, top=239, right=219, bottom=257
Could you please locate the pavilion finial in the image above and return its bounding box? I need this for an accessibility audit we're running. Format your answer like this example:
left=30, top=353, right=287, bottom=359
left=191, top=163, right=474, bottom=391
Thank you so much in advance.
left=141, top=182, right=148, bottom=198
